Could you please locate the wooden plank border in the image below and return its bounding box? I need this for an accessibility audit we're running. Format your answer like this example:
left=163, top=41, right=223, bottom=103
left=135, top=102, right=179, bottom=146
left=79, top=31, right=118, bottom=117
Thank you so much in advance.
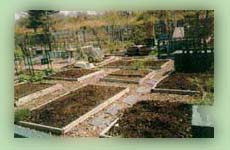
left=46, top=69, right=104, bottom=81
left=101, top=77, right=139, bottom=84
left=30, top=83, right=90, bottom=111
left=18, top=121, right=63, bottom=135
left=139, top=70, right=155, bottom=84
left=15, top=84, right=63, bottom=107
left=151, top=88, right=200, bottom=95
left=99, top=118, right=119, bottom=138
left=151, top=71, right=201, bottom=96
left=62, top=86, right=129, bottom=133
left=19, top=85, right=129, bottom=135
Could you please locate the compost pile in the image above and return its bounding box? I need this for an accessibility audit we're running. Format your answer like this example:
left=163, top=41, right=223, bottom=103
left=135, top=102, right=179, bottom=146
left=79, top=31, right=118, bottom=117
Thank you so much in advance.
left=25, top=85, right=125, bottom=128
left=157, top=73, right=213, bottom=91
left=50, top=69, right=96, bottom=79
left=14, top=83, right=53, bottom=100
left=110, top=101, right=192, bottom=138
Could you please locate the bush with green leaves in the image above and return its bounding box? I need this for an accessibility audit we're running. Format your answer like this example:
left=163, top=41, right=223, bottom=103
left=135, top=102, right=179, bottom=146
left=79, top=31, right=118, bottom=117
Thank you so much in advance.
left=130, top=60, right=145, bottom=70
left=18, top=74, right=31, bottom=82
left=43, top=68, right=54, bottom=76
left=205, top=78, right=214, bottom=93
left=148, top=50, right=158, bottom=56
left=18, top=71, right=45, bottom=82
left=14, top=109, right=31, bottom=123
left=30, top=72, right=44, bottom=82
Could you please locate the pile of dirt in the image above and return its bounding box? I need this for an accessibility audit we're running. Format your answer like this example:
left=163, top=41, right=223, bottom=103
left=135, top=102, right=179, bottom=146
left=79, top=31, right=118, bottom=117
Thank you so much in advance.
left=109, top=100, right=192, bottom=138
left=50, top=69, right=97, bottom=79
left=14, top=83, right=54, bottom=99
left=25, top=85, right=125, bottom=128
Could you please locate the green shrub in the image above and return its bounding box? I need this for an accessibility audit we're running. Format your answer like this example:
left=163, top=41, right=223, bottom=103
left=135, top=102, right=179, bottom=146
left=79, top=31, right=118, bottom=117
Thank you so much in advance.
left=43, top=68, right=54, bottom=76
left=30, top=72, right=44, bottom=82
left=130, top=60, right=145, bottom=70
left=18, top=74, right=31, bottom=83
left=205, top=78, right=214, bottom=93
left=18, top=71, right=45, bottom=82
left=148, top=50, right=158, bottom=56
left=14, top=109, right=31, bottom=123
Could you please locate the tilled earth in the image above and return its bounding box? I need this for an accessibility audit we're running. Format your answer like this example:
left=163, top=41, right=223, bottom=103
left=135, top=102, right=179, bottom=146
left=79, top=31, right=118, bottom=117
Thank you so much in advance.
left=156, top=72, right=214, bottom=91
left=104, top=59, right=168, bottom=69
left=110, top=69, right=150, bottom=77
left=25, top=84, right=125, bottom=128
left=49, top=68, right=97, bottom=79
left=15, top=82, right=54, bottom=100
left=108, top=100, right=192, bottom=138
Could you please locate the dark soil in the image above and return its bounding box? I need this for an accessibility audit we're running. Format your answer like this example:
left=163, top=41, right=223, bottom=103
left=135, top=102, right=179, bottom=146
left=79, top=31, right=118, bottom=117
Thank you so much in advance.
left=25, top=85, right=125, bottom=128
left=105, top=75, right=141, bottom=82
left=15, top=83, right=54, bottom=100
left=104, top=60, right=134, bottom=67
left=157, top=73, right=214, bottom=92
left=143, top=60, right=168, bottom=68
left=50, top=69, right=97, bottom=79
left=110, top=69, right=150, bottom=77
left=108, top=101, right=192, bottom=138
left=104, top=59, right=167, bottom=69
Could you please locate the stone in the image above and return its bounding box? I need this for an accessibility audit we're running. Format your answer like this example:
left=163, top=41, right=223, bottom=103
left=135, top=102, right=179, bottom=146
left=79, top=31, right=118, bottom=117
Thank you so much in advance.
left=105, top=104, right=121, bottom=115
left=89, top=114, right=112, bottom=128
left=123, top=95, right=139, bottom=105
left=146, top=79, right=157, bottom=86
left=136, top=86, right=151, bottom=94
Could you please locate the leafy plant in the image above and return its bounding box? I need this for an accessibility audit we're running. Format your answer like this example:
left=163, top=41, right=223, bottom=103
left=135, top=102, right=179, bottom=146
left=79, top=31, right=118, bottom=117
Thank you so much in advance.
left=14, top=109, right=31, bottom=123
left=43, top=68, right=54, bottom=76
left=148, top=50, right=158, bottom=56
left=205, top=78, right=214, bottom=93
left=30, top=72, right=44, bottom=82
left=18, top=71, right=45, bottom=82
left=18, top=74, right=31, bottom=82
left=130, top=60, right=145, bottom=70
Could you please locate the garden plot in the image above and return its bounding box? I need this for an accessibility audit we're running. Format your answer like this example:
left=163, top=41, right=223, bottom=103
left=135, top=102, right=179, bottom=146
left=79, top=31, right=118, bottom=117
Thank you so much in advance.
left=103, top=59, right=168, bottom=70
left=100, top=101, right=192, bottom=138
left=152, top=72, right=214, bottom=96
left=101, top=69, right=153, bottom=84
left=18, top=84, right=129, bottom=135
left=14, top=82, right=63, bottom=106
left=47, top=68, right=103, bottom=81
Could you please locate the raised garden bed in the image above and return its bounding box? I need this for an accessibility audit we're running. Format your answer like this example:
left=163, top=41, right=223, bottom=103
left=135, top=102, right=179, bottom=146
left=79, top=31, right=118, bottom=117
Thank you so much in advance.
left=101, top=101, right=192, bottom=138
left=152, top=72, right=214, bottom=96
left=14, top=83, right=63, bottom=106
left=19, top=84, right=129, bottom=134
left=110, top=69, right=150, bottom=77
left=101, top=69, right=153, bottom=84
left=103, top=59, right=168, bottom=70
left=47, top=68, right=103, bottom=81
